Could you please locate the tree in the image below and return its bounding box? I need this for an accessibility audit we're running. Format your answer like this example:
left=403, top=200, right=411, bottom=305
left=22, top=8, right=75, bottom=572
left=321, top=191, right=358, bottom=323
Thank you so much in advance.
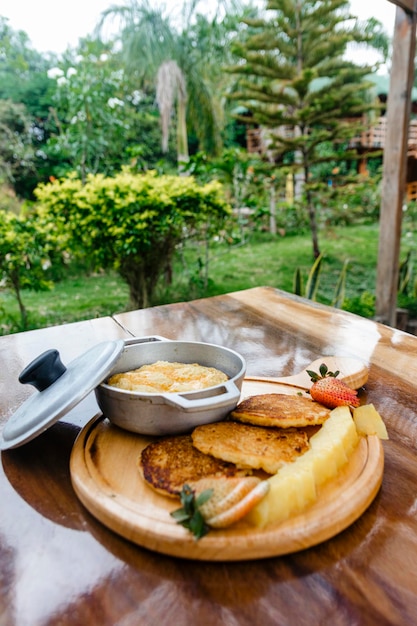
left=0, top=208, right=55, bottom=331
left=34, top=170, right=231, bottom=309
left=47, top=39, right=140, bottom=182
left=99, top=0, right=247, bottom=167
left=0, top=100, right=36, bottom=189
left=227, top=0, right=381, bottom=258
left=0, top=17, right=58, bottom=197
left=156, top=59, right=189, bottom=164
left=46, top=35, right=172, bottom=181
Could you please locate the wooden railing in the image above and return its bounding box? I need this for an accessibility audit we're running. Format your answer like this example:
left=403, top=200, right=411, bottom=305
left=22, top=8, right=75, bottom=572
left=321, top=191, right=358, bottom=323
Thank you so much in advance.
left=349, top=117, right=417, bottom=155
left=247, top=118, right=417, bottom=158
left=246, top=127, right=294, bottom=158
left=406, top=181, right=417, bottom=201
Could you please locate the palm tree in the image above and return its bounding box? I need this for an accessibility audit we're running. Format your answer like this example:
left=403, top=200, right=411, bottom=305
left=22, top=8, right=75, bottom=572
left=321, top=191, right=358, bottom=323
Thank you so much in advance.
left=98, top=0, right=245, bottom=166
left=156, top=60, right=188, bottom=163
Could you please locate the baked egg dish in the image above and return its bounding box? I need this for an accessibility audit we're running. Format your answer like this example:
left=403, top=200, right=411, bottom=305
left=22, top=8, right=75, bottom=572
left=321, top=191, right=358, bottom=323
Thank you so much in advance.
left=107, top=360, right=228, bottom=393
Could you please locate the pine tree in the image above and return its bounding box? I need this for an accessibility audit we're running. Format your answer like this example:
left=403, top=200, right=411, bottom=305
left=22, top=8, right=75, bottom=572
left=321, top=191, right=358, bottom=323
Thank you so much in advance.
left=227, top=0, right=379, bottom=258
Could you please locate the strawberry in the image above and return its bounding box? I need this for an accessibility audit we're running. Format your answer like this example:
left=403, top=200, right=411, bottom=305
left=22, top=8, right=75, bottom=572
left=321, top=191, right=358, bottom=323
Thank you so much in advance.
left=307, top=363, right=360, bottom=409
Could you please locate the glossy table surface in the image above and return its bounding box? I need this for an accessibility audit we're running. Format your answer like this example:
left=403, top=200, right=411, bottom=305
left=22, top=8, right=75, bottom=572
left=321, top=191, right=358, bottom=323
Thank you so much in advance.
left=1, top=286, right=417, bottom=625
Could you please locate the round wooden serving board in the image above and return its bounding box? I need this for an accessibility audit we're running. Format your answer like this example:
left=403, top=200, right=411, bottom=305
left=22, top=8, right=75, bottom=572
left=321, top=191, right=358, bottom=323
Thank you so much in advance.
left=70, top=379, right=384, bottom=561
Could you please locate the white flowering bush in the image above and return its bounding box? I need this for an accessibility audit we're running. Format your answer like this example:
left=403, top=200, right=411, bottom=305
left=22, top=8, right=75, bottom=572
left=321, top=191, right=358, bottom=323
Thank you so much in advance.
left=47, top=40, right=135, bottom=181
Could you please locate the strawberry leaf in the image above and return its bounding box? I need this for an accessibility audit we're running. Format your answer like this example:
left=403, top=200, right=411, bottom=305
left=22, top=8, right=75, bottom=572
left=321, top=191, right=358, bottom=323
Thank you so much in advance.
left=319, top=363, right=328, bottom=377
left=308, top=363, right=342, bottom=381
left=306, top=369, right=320, bottom=382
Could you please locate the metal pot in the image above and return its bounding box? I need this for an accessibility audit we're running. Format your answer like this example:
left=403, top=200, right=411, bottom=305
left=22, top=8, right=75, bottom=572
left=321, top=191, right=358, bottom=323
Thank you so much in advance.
left=0, top=335, right=245, bottom=450
left=95, top=336, right=246, bottom=436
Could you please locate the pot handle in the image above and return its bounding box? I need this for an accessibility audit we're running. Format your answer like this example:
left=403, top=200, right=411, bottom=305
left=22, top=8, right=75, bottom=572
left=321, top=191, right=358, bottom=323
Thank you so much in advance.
left=19, top=349, right=67, bottom=391
left=123, top=335, right=170, bottom=346
left=162, top=380, right=241, bottom=412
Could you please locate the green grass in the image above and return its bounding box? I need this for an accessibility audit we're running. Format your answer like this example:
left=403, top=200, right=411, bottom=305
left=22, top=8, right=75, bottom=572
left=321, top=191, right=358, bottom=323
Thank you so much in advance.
left=1, top=222, right=416, bottom=335
left=156, top=223, right=383, bottom=306
left=0, top=272, right=130, bottom=334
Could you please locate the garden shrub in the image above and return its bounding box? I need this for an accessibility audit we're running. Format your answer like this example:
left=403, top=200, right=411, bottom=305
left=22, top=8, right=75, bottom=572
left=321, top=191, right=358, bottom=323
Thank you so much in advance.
left=0, top=208, right=55, bottom=331
left=35, top=169, right=231, bottom=309
left=342, top=291, right=376, bottom=319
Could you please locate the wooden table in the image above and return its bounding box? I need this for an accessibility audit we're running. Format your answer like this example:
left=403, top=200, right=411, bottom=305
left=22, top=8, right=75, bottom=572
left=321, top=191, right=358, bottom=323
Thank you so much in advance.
left=1, top=287, right=416, bottom=625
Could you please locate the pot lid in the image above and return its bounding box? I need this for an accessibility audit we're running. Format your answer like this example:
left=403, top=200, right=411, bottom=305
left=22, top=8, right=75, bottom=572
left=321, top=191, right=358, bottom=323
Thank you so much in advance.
left=0, top=339, right=125, bottom=450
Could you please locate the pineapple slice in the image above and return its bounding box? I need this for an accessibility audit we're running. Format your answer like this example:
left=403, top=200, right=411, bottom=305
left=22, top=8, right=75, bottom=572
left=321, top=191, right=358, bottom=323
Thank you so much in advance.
left=247, top=405, right=358, bottom=528
left=353, top=404, right=389, bottom=440
left=246, top=475, right=290, bottom=527
left=277, top=460, right=317, bottom=511
left=314, top=405, right=359, bottom=457
left=247, top=460, right=316, bottom=527
left=310, top=434, right=348, bottom=469
left=305, top=447, right=339, bottom=485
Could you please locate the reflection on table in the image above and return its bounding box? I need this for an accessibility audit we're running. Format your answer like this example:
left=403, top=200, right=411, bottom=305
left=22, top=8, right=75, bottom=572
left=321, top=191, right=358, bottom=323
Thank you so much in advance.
left=0, top=287, right=416, bottom=625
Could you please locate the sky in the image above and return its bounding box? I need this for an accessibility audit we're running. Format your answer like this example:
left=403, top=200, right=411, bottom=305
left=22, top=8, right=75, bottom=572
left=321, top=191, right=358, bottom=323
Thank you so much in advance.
left=0, top=0, right=397, bottom=56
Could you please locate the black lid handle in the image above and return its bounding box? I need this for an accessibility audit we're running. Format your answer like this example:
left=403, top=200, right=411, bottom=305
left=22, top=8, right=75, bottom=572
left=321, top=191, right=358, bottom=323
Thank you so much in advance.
left=19, top=349, right=67, bottom=391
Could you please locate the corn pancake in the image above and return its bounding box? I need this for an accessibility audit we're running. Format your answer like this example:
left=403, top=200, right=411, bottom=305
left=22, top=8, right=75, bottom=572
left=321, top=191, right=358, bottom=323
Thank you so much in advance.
left=108, top=360, right=228, bottom=393
left=138, top=435, right=249, bottom=497
left=231, top=393, right=330, bottom=428
left=192, top=421, right=310, bottom=475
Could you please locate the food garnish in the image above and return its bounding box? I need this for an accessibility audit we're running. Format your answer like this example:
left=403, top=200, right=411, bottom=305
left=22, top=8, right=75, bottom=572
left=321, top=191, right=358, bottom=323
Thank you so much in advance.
left=307, top=363, right=360, bottom=409
left=193, top=476, right=270, bottom=529
left=170, top=484, right=213, bottom=539
left=170, top=476, right=270, bottom=538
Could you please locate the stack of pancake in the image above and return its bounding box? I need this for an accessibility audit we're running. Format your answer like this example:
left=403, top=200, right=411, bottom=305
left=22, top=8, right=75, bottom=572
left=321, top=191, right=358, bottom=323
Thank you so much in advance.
left=138, top=393, right=331, bottom=529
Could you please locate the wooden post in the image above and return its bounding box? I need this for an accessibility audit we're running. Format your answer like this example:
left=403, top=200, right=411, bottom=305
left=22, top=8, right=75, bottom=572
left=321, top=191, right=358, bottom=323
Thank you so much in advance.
left=376, top=3, right=417, bottom=326
left=392, top=0, right=417, bottom=11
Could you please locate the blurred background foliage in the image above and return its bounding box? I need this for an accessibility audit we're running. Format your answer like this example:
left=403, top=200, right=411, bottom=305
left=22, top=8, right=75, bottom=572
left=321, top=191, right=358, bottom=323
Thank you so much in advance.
left=1, top=0, right=417, bottom=335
